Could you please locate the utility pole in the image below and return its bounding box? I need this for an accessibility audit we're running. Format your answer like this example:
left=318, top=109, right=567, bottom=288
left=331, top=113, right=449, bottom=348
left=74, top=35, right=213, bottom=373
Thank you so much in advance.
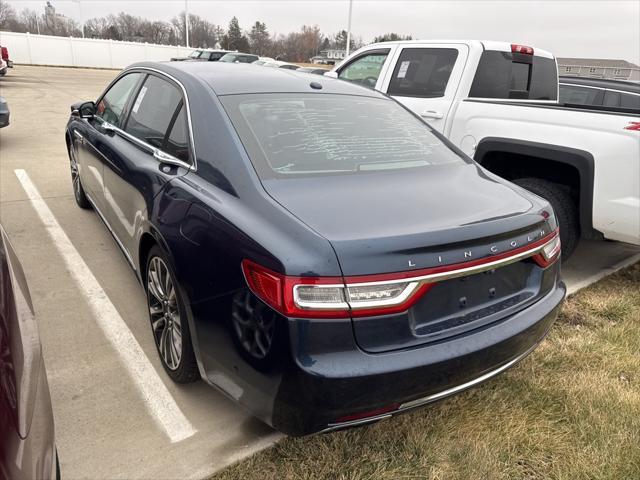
left=345, top=0, right=353, bottom=56
left=72, top=0, right=84, bottom=38
left=185, top=0, right=190, bottom=48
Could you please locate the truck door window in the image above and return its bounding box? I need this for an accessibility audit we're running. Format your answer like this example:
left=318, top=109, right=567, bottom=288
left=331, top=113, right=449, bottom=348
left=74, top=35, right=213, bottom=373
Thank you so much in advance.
left=387, top=48, right=458, bottom=98
left=338, top=50, right=390, bottom=88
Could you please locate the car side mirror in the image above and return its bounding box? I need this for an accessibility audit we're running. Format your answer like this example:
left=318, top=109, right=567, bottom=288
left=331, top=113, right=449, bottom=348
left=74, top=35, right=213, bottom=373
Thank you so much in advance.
left=324, top=71, right=338, bottom=79
left=71, top=101, right=96, bottom=118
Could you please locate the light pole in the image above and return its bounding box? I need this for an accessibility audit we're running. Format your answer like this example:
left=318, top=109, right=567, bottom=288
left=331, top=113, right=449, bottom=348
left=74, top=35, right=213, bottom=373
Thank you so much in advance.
left=72, top=0, right=84, bottom=38
left=345, top=0, right=353, bottom=56
left=184, top=0, right=190, bottom=48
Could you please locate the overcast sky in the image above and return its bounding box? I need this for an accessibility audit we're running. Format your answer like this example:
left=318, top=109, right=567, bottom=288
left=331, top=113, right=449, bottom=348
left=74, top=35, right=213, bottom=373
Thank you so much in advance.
left=6, top=0, right=640, bottom=63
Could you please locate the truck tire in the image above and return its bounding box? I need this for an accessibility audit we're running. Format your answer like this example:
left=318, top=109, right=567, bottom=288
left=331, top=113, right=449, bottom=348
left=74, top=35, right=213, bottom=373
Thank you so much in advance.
left=514, top=177, right=579, bottom=260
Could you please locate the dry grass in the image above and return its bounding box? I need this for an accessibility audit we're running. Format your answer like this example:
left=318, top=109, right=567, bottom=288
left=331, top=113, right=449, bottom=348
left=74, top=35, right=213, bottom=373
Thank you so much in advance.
left=213, top=263, right=640, bottom=480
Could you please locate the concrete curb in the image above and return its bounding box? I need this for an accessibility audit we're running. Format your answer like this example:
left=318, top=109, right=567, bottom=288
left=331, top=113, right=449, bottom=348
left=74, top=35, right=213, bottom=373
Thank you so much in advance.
left=566, top=252, right=640, bottom=296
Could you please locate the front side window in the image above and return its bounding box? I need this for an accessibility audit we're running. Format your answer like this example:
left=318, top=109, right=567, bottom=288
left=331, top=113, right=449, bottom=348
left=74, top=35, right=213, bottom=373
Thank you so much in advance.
left=189, top=50, right=202, bottom=58
left=387, top=48, right=458, bottom=98
left=96, top=73, right=142, bottom=127
left=124, top=75, right=182, bottom=150
left=221, top=93, right=464, bottom=179
left=338, top=50, right=389, bottom=88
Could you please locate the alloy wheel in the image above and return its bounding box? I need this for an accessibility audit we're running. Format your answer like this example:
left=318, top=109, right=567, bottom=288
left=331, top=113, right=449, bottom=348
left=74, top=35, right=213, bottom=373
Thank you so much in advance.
left=69, top=145, right=82, bottom=202
left=147, top=256, right=183, bottom=370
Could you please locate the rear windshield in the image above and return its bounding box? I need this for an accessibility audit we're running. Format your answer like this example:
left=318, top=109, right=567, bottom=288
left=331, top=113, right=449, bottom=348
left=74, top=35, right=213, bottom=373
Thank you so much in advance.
left=470, top=51, right=558, bottom=100
left=220, top=94, right=465, bottom=179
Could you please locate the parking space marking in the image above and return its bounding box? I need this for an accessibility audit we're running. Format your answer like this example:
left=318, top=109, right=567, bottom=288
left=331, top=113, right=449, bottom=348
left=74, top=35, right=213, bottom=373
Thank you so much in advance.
left=14, top=169, right=197, bottom=443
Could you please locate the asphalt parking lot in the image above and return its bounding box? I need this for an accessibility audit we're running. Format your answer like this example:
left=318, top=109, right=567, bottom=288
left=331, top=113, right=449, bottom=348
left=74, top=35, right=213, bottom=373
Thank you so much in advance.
left=1, top=65, right=639, bottom=479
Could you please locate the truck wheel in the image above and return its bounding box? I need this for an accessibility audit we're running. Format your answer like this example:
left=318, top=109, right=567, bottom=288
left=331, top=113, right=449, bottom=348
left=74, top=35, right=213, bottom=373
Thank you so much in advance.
left=514, top=177, right=579, bottom=260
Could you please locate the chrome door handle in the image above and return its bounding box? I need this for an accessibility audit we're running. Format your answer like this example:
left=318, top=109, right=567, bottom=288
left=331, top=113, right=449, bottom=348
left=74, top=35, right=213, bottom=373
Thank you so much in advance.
left=420, top=110, right=444, bottom=119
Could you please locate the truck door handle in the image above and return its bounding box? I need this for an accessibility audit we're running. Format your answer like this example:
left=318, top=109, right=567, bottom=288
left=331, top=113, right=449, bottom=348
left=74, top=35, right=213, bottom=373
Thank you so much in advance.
left=420, top=110, right=444, bottom=119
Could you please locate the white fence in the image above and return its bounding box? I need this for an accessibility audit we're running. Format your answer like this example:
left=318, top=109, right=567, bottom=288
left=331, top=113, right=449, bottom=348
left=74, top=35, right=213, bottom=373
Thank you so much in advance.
left=0, top=31, right=194, bottom=69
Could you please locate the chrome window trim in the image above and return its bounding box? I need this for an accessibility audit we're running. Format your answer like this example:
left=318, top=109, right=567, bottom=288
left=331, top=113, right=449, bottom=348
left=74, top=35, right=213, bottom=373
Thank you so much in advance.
left=96, top=66, right=198, bottom=171
left=96, top=117, right=194, bottom=171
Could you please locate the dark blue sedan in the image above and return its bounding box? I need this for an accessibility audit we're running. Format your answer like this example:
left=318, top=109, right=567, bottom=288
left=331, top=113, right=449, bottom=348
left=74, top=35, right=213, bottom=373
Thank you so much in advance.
left=65, top=62, right=565, bottom=436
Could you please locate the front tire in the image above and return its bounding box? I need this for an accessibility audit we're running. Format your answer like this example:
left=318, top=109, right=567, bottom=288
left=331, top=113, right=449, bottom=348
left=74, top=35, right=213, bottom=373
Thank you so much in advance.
left=68, top=142, right=91, bottom=209
left=514, top=177, right=579, bottom=260
left=146, top=245, right=199, bottom=383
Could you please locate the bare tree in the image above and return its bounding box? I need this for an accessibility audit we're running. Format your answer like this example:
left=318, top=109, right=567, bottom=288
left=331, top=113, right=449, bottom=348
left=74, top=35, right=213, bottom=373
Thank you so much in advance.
left=0, top=0, right=16, bottom=30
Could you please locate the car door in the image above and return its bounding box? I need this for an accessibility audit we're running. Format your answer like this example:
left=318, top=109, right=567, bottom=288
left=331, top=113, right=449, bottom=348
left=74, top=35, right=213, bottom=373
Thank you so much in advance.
left=378, top=44, right=469, bottom=133
left=102, top=72, right=193, bottom=265
left=78, top=72, right=143, bottom=212
left=336, top=48, right=393, bottom=90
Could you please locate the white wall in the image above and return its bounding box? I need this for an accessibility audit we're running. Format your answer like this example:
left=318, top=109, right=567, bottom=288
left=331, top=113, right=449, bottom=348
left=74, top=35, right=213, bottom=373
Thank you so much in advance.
left=0, top=31, right=194, bottom=69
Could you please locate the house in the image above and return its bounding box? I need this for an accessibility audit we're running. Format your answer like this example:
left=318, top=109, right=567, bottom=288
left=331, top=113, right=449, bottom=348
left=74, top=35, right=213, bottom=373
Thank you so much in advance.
left=557, top=58, right=640, bottom=82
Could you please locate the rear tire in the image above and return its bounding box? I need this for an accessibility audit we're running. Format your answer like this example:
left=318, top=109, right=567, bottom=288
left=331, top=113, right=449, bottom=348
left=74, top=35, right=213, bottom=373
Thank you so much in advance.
left=514, top=177, right=579, bottom=260
left=145, top=245, right=199, bottom=383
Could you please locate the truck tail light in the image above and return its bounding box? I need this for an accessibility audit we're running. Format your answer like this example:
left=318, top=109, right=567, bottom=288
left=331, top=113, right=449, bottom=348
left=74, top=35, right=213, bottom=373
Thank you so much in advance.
left=242, top=230, right=559, bottom=319
left=511, top=44, right=534, bottom=55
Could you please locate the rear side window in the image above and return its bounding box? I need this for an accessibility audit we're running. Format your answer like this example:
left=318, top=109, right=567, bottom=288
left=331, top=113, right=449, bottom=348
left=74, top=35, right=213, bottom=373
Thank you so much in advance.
left=470, top=51, right=558, bottom=100
left=559, top=85, right=603, bottom=106
left=125, top=75, right=182, bottom=150
left=338, top=50, right=390, bottom=88
left=165, top=105, right=189, bottom=162
left=387, top=48, right=458, bottom=98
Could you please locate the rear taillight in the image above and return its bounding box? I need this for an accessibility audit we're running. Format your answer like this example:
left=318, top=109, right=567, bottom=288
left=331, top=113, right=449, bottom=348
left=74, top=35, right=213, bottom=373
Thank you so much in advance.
left=624, top=121, right=640, bottom=131
left=0, top=47, right=8, bottom=61
left=242, top=230, right=560, bottom=319
left=511, top=44, right=534, bottom=55
left=532, top=232, right=561, bottom=268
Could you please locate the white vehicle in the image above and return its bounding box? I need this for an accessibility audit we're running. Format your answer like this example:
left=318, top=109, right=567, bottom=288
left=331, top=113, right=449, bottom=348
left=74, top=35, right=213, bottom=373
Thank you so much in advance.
left=328, top=40, right=640, bottom=258
left=261, top=60, right=300, bottom=70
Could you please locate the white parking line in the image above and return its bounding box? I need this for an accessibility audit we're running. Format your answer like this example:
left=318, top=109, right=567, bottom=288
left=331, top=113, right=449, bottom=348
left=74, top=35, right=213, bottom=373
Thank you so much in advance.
left=14, top=169, right=197, bottom=443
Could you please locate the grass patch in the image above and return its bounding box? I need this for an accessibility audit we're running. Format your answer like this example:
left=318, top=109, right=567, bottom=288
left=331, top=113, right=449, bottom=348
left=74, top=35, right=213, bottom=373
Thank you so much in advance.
left=213, top=263, right=640, bottom=480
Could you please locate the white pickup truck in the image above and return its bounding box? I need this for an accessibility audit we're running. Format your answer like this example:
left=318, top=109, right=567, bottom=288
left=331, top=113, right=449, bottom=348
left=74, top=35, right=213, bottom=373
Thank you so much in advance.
left=327, top=40, right=640, bottom=259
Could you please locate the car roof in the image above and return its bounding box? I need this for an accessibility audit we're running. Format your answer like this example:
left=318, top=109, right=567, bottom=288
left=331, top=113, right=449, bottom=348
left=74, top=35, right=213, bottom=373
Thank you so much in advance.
left=128, top=61, right=387, bottom=97
left=559, top=76, right=640, bottom=94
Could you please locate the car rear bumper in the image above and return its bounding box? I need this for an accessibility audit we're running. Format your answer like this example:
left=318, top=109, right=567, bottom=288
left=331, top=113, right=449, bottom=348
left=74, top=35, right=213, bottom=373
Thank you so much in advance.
left=272, top=279, right=565, bottom=436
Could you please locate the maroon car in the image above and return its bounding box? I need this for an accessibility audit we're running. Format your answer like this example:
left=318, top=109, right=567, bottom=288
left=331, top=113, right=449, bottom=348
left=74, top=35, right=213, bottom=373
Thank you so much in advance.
left=0, top=225, right=58, bottom=479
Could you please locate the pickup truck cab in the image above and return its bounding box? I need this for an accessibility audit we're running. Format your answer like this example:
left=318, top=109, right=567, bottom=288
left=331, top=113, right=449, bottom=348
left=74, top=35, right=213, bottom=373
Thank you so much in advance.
left=329, top=40, right=640, bottom=258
